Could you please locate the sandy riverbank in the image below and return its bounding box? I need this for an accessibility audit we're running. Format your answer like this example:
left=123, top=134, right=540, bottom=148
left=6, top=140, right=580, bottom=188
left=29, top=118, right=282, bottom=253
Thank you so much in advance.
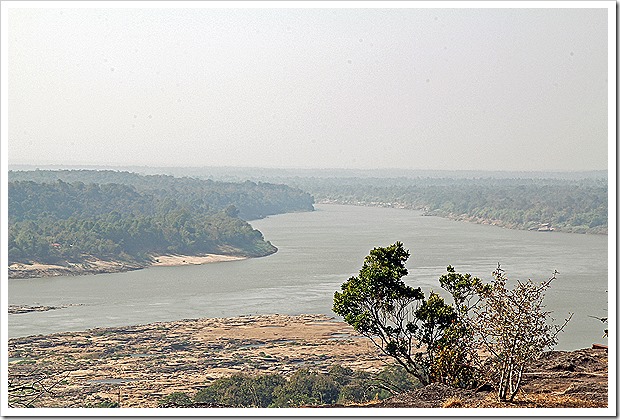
left=8, top=253, right=247, bottom=279
left=150, top=254, right=247, bottom=266
left=8, top=314, right=388, bottom=408
left=8, top=260, right=143, bottom=279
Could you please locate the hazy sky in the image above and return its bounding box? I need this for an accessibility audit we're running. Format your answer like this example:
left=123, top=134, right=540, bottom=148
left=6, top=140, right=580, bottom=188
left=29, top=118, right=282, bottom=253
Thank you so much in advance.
left=6, top=4, right=610, bottom=171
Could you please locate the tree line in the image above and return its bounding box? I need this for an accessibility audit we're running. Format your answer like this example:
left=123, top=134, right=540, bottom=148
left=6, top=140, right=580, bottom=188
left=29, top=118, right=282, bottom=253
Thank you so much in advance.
left=8, top=171, right=315, bottom=265
left=284, top=176, right=607, bottom=234
left=9, top=169, right=315, bottom=221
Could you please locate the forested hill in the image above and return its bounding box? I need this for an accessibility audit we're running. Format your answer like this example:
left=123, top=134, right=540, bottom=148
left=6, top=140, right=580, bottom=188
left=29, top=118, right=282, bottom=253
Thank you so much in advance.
left=9, top=169, right=314, bottom=220
left=8, top=170, right=314, bottom=266
left=296, top=177, right=607, bottom=234
left=52, top=166, right=605, bottom=235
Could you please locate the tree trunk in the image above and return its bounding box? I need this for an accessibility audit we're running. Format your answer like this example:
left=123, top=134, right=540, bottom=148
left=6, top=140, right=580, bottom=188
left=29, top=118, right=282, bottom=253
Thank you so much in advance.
left=508, top=365, right=524, bottom=402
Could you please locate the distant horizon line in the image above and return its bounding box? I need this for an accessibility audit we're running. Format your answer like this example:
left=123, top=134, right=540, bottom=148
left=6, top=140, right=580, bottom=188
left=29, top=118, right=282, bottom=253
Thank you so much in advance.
left=6, top=163, right=609, bottom=174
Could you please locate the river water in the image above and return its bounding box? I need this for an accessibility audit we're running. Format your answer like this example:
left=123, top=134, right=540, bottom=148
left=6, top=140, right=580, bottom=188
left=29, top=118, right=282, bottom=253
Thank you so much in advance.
left=8, top=204, right=609, bottom=350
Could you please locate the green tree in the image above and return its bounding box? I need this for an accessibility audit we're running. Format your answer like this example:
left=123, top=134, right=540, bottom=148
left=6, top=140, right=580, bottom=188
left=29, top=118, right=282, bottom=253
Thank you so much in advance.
left=432, top=266, right=489, bottom=388
left=333, top=242, right=457, bottom=386
left=194, top=374, right=285, bottom=408
left=224, top=204, right=240, bottom=218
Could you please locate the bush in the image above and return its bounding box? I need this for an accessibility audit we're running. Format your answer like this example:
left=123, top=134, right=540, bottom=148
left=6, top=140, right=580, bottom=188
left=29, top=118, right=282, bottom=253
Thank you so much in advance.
left=86, top=399, right=119, bottom=408
left=158, top=392, right=192, bottom=407
left=470, top=265, right=572, bottom=401
left=190, top=364, right=416, bottom=408
left=271, top=369, right=339, bottom=407
left=194, top=374, right=285, bottom=408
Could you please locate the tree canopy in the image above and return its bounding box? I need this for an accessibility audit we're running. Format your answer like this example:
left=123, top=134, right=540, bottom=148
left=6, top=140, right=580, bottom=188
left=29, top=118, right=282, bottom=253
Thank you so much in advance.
left=9, top=169, right=315, bottom=220
left=8, top=170, right=315, bottom=266
left=333, top=242, right=455, bottom=385
left=284, top=176, right=607, bottom=234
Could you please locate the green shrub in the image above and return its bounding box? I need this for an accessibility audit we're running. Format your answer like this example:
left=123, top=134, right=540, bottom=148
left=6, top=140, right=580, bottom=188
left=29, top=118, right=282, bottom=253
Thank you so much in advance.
left=87, top=399, right=119, bottom=408
left=192, top=364, right=419, bottom=408
left=194, top=374, right=285, bottom=408
left=270, top=369, right=339, bottom=407
left=158, top=392, right=192, bottom=407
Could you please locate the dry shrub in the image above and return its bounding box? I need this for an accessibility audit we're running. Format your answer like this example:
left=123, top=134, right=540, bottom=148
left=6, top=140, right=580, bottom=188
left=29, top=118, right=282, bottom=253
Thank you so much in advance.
left=442, top=397, right=464, bottom=408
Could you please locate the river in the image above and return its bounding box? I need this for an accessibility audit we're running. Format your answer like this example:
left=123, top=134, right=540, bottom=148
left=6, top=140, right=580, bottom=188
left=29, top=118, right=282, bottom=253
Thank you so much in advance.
left=8, top=204, right=609, bottom=350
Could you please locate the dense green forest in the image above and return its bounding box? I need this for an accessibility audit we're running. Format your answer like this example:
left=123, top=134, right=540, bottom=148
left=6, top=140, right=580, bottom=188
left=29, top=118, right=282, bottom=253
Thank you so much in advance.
left=278, top=176, right=607, bottom=234
left=8, top=168, right=608, bottom=269
left=8, top=170, right=315, bottom=265
left=9, top=169, right=315, bottom=220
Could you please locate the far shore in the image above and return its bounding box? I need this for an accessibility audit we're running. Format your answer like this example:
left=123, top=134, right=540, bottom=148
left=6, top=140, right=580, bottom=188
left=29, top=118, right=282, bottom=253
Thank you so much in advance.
left=8, top=253, right=248, bottom=280
left=317, top=200, right=608, bottom=235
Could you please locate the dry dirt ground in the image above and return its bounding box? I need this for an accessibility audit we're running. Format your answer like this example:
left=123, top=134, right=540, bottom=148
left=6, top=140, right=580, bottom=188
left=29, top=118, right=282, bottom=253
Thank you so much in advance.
left=8, top=314, right=388, bottom=408
left=8, top=314, right=608, bottom=409
left=359, top=348, right=608, bottom=408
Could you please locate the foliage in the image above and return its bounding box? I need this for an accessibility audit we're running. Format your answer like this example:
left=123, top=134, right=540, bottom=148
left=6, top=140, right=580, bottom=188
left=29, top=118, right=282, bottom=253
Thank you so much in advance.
left=87, top=399, right=120, bottom=408
left=191, top=364, right=417, bottom=407
left=333, top=242, right=458, bottom=385
left=432, top=267, right=490, bottom=388
left=270, top=369, right=339, bottom=407
left=158, top=392, right=193, bottom=407
left=286, top=176, right=607, bottom=234
left=194, top=374, right=286, bottom=407
left=339, top=364, right=419, bottom=403
left=470, top=265, right=572, bottom=401
left=9, top=169, right=315, bottom=220
left=334, top=243, right=571, bottom=399
left=8, top=170, right=315, bottom=265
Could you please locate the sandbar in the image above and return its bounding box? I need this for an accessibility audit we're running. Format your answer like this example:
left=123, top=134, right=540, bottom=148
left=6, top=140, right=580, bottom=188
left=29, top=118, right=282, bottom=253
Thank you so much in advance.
left=150, top=254, right=247, bottom=266
left=9, top=253, right=247, bottom=279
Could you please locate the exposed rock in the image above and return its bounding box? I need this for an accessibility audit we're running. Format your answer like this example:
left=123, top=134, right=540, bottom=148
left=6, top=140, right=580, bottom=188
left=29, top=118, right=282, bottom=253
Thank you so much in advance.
left=362, top=348, right=608, bottom=408
left=8, top=315, right=607, bottom=409
left=8, top=314, right=388, bottom=408
left=9, top=304, right=83, bottom=314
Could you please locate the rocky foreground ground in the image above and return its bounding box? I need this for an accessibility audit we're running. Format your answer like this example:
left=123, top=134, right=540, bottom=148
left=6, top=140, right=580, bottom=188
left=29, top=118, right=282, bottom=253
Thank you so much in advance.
left=8, top=314, right=387, bottom=408
left=8, top=314, right=608, bottom=409
left=365, top=348, right=608, bottom=408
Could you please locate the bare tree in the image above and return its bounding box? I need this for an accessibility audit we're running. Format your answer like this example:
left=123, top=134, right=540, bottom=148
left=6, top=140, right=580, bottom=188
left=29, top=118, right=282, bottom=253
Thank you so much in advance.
left=471, top=265, right=572, bottom=401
